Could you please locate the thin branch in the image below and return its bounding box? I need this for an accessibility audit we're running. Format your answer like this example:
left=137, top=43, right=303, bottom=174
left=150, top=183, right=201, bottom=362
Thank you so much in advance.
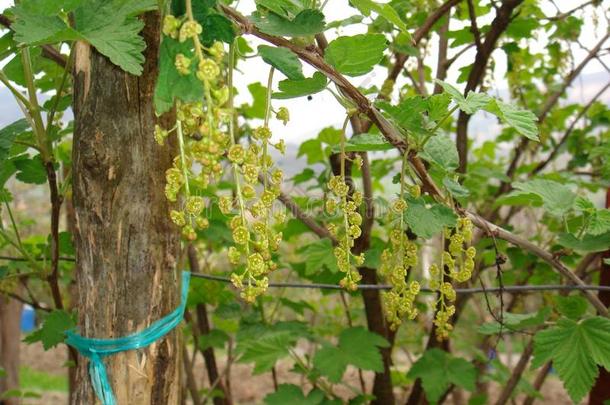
left=467, top=0, right=483, bottom=52
left=499, top=32, right=610, bottom=193
left=532, top=81, right=610, bottom=175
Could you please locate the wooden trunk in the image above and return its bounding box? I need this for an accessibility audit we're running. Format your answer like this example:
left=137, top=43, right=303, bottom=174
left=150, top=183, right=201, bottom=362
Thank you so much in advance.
left=70, top=11, right=181, bottom=404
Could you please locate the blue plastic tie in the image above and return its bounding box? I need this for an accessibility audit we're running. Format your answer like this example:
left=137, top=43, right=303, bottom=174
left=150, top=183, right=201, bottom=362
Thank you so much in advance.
left=66, top=271, right=191, bottom=405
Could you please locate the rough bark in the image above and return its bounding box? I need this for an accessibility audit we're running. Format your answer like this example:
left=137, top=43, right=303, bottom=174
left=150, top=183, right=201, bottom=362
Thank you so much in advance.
left=70, top=11, right=181, bottom=404
left=0, top=293, right=22, bottom=405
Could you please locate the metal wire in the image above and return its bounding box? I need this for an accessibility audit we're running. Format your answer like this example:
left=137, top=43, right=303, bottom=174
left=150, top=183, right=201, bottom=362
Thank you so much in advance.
left=191, top=273, right=610, bottom=294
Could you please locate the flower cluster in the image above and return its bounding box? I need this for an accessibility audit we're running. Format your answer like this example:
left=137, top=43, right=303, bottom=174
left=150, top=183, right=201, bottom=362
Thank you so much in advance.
left=430, top=217, right=476, bottom=340
left=156, top=12, right=231, bottom=241
left=224, top=123, right=287, bottom=302
left=379, top=169, right=421, bottom=329
left=326, top=166, right=365, bottom=290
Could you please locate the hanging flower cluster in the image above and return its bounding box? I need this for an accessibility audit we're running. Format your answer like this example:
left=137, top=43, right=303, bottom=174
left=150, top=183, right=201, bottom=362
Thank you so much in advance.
left=157, top=5, right=288, bottom=302
left=223, top=123, right=287, bottom=303
left=156, top=11, right=230, bottom=241
left=325, top=120, right=365, bottom=291
left=379, top=185, right=422, bottom=330
left=223, top=61, right=287, bottom=302
left=429, top=217, right=475, bottom=340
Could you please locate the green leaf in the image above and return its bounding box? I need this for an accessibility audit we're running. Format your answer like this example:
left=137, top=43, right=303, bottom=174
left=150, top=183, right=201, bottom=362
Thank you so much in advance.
left=554, top=296, right=588, bottom=320
left=251, top=9, right=326, bottom=37
left=272, top=72, right=327, bottom=99
left=588, top=209, right=610, bottom=236
left=265, top=384, right=325, bottom=405
left=198, top=329, right=229, bottom=351
left=435, top=80, right=491, bottom=115
left=478, top=308, right=550, bottom=335
left=24, top=310, right=75, bottom=350
left=313, top=327, right=389, bottom=382
left=200, top=13, right=236, bottom=45
left=421, top=134, right=459, bottom=172
left=557, top=232, right=610, bottom=253
left=443, top=177, right=470, bottom=198
left=0, top=119, right=29, bottom=164
left=154, top=37, right=204, bottom=114
left=297, top=138, right=324, bottom=164
left=333, top=133, right=393, bottom=152
left=404, top=196, right=457, bottom=239
left=486, top=99, right=539, bottom=141
left=350, top=0, right=409, bottom=35
left=512, top=179, right=576, bottom=217
left=255, top=0, right=304, bottom=18
left=238, top=330, right=296, bottom=374
left=258, top=45, right=304, bottom=80
left=14, top=155, right=47, bottom=184
left=407, top=349, right=477, bottom=404
left=12, top=0, right=157, bottom=75
left=298, top=238, right=338, bottom=273
left=426, top=93, right=451, bottom=122
left=243, top=82, right=267, bottom=119
left=532, top=317, right=610, bottom=403
left=324, top=34, right=387, bottom=77
left=377, top=97, right=427, bottom=135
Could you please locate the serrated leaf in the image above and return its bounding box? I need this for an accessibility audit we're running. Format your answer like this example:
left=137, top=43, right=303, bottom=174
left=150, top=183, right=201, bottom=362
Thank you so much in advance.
left=435, top=80, right=491, bottom=115
left=154, top=37, right=204, bottom=114
left=557, top=232, right=610, bottom=253
left=324, top=34, right=387, bottom=77
left=407, top=349, right=477, bottom=404
left=532, top=317, right=610, bottom=403
left=255, top=0, right=305, bottom=18
left=443, top=177, right=470, bottom=197
left=258, top=45, right=304, bottom=80
left=298, top=238, right=337, bottom=273
left=14, top=155, right=47, bottom=184
left=421, top=134, right=459, bottom=172
left=237, top=327, right=301, bottom=374
left=512, top=179, right=576, bottom=217
left=377, top=96, right=427, bottom=135
left=200, top=13, right=236, bottom=45
left=251, top=9, right=326, bottom=37
left=24, top=310, right=75, bottom=350
left=313, top=327, right=388, bottom=383
left=588, top=209, right=610, bottom=236
left=272, top=72, right=327, bottom=99
left=403, top=196, right=457, bottom=239
left=0, top=119, right=29, bottom=164
left=350, top=0, right=409, bottom=36
left=554, top=296, right=588, bottom=320
left=486, top=99, right=539, bottom=141
left=12, top=0, right=157, bottom=75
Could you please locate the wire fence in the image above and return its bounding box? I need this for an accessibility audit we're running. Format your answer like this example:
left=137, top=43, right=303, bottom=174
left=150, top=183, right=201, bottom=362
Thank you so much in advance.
left=191, top=273, right=610, bottom=294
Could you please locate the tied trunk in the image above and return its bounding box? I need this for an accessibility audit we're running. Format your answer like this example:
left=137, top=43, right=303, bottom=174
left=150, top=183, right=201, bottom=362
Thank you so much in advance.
left=70, top=11, right=181, bottom=404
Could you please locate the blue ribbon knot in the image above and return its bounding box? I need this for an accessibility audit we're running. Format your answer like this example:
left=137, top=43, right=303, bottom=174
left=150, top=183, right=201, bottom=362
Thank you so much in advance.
left=66, top=271, right=191, bottom=405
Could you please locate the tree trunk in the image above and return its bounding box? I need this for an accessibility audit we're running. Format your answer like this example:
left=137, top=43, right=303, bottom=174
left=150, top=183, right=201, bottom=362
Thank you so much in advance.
left=70, top=11, right=181, bottom=404
left=589, top=188, right=610, bottom=405
left=0, top=293, right=22, bottom=405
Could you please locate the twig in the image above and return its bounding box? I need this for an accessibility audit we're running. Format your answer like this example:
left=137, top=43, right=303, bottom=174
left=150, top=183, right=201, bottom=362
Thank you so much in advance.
left=532, top=81, right=610, bottom=174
